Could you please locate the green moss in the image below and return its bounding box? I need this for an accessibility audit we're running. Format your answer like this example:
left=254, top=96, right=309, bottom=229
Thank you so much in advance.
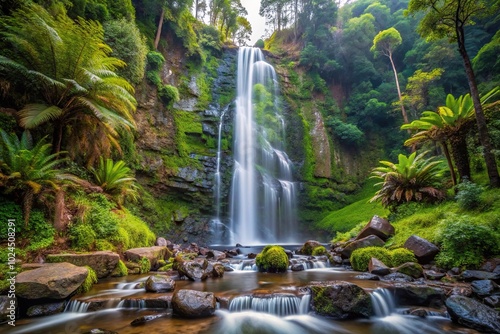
left=139, top=257, right=151, bottom=274
left=389, top=248, right=417, bottom=267
left=311, top=286, right=335, bottom=315
left=312, top=246, right=327, bottom=256
left=112, top=260, right=128, bottom=277
left=350, top=247, right=391, bottom=272
left=95, top=239, right=115, bottom=251
left=77, top=266, right=98, bottom=294
left=255, top=245, right=289, bottom=273
left=69, top=224, right=96, bottom=250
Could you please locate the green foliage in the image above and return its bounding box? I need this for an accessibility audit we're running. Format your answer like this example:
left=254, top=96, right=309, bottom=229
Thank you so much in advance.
left=198, top=25, right=222, bottom=54
left=255, top=245, right=289, bottom=273
left=455, top=179, right=484, bottom=210
left=0, top=130, right=72, bottom=225
left=69, top=223, right=96, bottom=250
left=0, top=4, right=136, bottom=164
left=370, top=27, right=402, bottom=58
left=77, top=266, right=98, bottom=294
left=312, top=246, right=327, bottom=256
left=139, top=257, right=151, bottom=274
left=390, top=248, right=417, bottom=266
left=325, top=117, right=364, bottom=146
left=370, top=151, right=446, bottom=208
left=146, top=51, right=165, bottom=71
left=90, top=157, right=139, bottom=206
left=350, top=247, right=391, bottom=271
left=331, top=222, right=366, bottom=243
left=158, top=85, right=180, bottom=106
left=435, top=215, right=499, bottom=269
left=254, top=39, right=265, bottom=48
left=104, top=19, right=147, bottom=85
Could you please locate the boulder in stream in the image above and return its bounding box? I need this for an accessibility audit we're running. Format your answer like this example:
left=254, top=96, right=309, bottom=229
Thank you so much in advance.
left=145, top=275, right=176, bottom=292
left=368, top=257, right=390, bottom=276
left=125, top=246, right=170, bottom=270
left=445, top=295, right=500, bottom=333
left=309, top=281, right=372, bottom=319
left=393, top=262, right=424, bottom=279
left=341, top=235, right=385, bottom=258
left=172, top=289, right=216, bottom=318
left=26, top=301, right=65, bottom=317
left=390, top=283, right=445, bottom=307
left=16, top=263, right=88, bottom=299
left=46, top=251, right=120, bottom=278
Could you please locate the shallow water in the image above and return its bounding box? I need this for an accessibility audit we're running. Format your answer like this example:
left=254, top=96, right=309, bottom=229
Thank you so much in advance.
left=4, top=268, right=481, bottom=334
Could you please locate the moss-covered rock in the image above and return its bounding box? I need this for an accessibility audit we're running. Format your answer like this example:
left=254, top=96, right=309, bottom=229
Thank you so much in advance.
left=312, top=246, right=327, bottom=256
left=255, top=245, right=289, bottom=273
left=111, top=260, right=128, bottom=277
left=309, top=281, right=372, bottom=319
left=350, top=247, right=391, bottom=272
left=77, top=266, right=98, bottom=293
left=393, top=262, right=424, bottom=279
left=389, top=248, right=418, bottom=267
left=298, top=240, right=323, bottom=255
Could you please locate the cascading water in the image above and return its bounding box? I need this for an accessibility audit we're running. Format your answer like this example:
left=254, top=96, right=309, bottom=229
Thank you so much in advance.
left=230, top=47, right=298, bottom=244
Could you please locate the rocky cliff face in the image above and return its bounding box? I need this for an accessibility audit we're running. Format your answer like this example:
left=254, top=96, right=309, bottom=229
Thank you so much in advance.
left=134, top=45, right=237, bottom=245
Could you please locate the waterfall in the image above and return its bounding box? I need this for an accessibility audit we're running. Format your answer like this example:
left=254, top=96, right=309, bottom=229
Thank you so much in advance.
left=64, top=300, right=90, bottom=313
left=229, top=294, right=302, bottom=316
left=371, top=288, right=396, bottom=317
left=230, top=47, right=298, bottom=244
left=214, top=105, right=228, bottom=219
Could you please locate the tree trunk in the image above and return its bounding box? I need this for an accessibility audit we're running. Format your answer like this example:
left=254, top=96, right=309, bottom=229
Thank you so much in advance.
left=52, top=121, right=63, bottom=154
left=455, top=26, right=499, bottom=187
left=449, top=134, right=471, bottom=182
left=440, top=141, right=457, bottom=187
left=154, top=6, right=165, bottom=50
left=389, top=53, right=409, bottom=125
left=53, top=189, right=67, bottom=232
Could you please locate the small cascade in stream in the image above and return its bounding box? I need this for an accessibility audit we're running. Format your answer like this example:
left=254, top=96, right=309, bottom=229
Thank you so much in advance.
left=371, top=288, right=396, bottom=317
left=229, top=294, right=310, bottom=316
left=117, top=299, right=147, bottom=309
left=64, top=300, right=90, bottom=313
left=230, top=47, right=298, bottom=244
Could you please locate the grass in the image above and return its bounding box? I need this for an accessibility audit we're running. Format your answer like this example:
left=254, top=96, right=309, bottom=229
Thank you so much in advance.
left=316, top=179, right=389, bottom=234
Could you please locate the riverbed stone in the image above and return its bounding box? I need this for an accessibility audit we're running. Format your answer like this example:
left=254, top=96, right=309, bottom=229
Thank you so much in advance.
left=0, top=296, right=15, bottom=322
left=177, top=258, right=209, bottom=281
left=172, top=289, right=216, bottom=318
left=403, top=235, right=439, bottom=264
left=445, top=295, right=500, bottom=333
left=381, top=272, right=414, bottom=283
left=393, top=262, right=424, bottom=279
left=145, top=275, right=176, bottom=292
left=461, top=270, right=500, bottom=282
left=16, top=263, right=88, bottom=299
left=341, top=235, right=385, bottom=258
left=207, top=250, right=226, bottom=261
left=26, top=301, right=65, bottom=317
left=355, top=273, right=380, bottom=281
left=125, top=246, right=170, bottom=270
left=46, top=251, right=119, bottom=278
left=390, top=283, right=445, bottom=307
left=424, top=270, right=446, bottom=280
left=155, top=237, right=170, bottom=247
left=298, top=240, right=323, bottom=255
left=131, top=312, right=171, bottom=326
left=309, top=281, right=372, bottom=319
left=83, top=329, right=119, bottom=334
left=369, top=257, right=390, bottom=276
left=471, top=280, right=500, bottom=297
left=355, top=215, right=395, bottom=241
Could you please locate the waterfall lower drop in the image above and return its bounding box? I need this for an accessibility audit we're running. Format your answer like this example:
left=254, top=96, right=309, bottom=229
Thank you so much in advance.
left=229, top=294, right=310, bottom=316
left=230, top=47, right=298, bottom=244
left=371, top=288, right=396, bottom=317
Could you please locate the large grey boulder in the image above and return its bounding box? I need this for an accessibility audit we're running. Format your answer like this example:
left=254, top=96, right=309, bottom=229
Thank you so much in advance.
left=403, top=235, right=439, bottom=264
left=125, top=246, right=170, bottom=270
left=177, top=258, right=209, bottom=281
left=16, top=263, right=88, bottom=299
left=390, top=283, right=445, bottom=307
left=27, top=301, right=65, bottom=317
left=461, top=270, right=500, bottom=282
left=145, top=275, right=176, bottom=293
left=172, top=289, right=216, bottom=318
left=471, top=280, right=500, bottom=297
left=341, top=235, right=385, bottom=258
left=46, top=251, right=119, bottom=278
left=309, top=281, right=372, bottom=319
left=355, top=215, right=395, bottom=241
left=446, top=295, right=500, bottom=333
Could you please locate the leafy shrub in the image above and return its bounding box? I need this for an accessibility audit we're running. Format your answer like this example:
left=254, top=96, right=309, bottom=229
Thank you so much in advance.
left=95, top=239, right=115, bottom=251
left=139, top=257, right=151, bottom=274
left=350, top=247, right=391, bottom=271
left=146, top=51, right=165, bottom=70
left=256, top=245, right=289, bottom=273
left=389, top=248, right=417, bottom=267
left=69, top=224, right=96, bottom=250
left=435, top=215, right=499, bottom=269
left=312, top=246, right=327, bottom=256
left=116, top=210, right=156, bottom=249
left=254, top=39, right=265, bottom=48
left=455, top=179, right=484, bottom=210
left=326, top=117, right=364, bottom=145
left=146, top=70, right=162, bottom=87
left=332, top=222, right=365, bottom=243
left=77, top=266, right=98, bottom=294
left=158, top=85, right=180, bottom=106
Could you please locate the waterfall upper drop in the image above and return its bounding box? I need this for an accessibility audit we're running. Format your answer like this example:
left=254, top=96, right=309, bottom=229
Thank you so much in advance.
left=230, top=47, right=298, bottom=244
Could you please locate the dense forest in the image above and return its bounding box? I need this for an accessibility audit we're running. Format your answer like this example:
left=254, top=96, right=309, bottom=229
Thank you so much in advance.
left=1, top=0, right=500, bottom=290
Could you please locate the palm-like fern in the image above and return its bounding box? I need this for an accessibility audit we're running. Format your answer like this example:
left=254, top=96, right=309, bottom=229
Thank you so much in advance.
left=370, top=151, right=446, bottom=208
left=0, top=4, right=136, bottom=164
left=0, top=130, right=70, bottom=225
left=90, top=157, right=138, bottom=206
left=401, top=88, right=499, bottom=185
